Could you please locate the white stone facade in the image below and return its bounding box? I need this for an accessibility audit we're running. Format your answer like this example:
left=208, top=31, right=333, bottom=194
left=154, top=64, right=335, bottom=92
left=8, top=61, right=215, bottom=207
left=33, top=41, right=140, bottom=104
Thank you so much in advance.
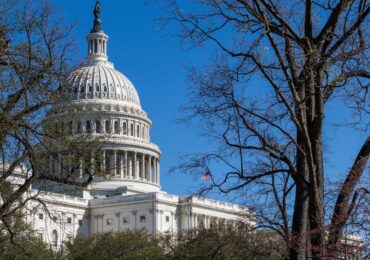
left=4, top=2, right=252, bottom=250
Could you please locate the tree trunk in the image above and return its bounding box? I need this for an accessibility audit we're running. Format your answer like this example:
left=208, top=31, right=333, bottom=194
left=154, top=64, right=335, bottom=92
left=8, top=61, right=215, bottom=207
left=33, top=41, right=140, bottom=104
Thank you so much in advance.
left=290, top=132, right=310, bottom=260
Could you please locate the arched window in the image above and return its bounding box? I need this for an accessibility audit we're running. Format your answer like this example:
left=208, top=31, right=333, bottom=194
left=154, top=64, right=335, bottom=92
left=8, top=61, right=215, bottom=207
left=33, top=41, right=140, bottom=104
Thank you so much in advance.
left=114, top=121, right=120, bottom=134
left=86, top=121, right=91, bottom=134
left=68, top=121, right=73, bottom=135
left=96, top=84, right=100, bottom=92
left=136, top=125, right=140, bottom=137
left=88, top=84, right=92, bottom=92
left=104, top=84, right=107, bottom=92
left=95, top=120, right=101, bottom=134
left=77, top=121, right=82, bottom=134
left=51, top=230, right=58, bottom=247
left=130, top=123, right=134, bottom=136
left=123, top=122, right=127, bottom=135
left=105, top=120, right=111, bottom=134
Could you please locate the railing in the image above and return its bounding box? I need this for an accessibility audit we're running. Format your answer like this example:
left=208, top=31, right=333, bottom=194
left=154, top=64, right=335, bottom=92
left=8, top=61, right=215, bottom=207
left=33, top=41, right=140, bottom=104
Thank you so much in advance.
left=29, top=190, right=89, bottom=206
left=89, top=192, right=179, bottom=207
left=106, top=136, right=160, bottom=150
left=187, top=196, right=248, bottom=212
left=89, top=193, right=156, bottom=206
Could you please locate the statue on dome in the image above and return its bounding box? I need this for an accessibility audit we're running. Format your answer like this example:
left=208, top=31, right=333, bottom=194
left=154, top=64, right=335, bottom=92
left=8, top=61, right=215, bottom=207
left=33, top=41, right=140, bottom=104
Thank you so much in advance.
left=91, top=1, right=103, bottom=33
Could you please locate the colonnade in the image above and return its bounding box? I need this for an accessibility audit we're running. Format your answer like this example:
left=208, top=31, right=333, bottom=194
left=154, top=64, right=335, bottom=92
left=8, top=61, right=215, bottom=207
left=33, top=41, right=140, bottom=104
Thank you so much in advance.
left=99, top=150, right=160, bottom=184
left=190, top=213, right=235, bottom=229
left=49, top=150, right=160, bottom=185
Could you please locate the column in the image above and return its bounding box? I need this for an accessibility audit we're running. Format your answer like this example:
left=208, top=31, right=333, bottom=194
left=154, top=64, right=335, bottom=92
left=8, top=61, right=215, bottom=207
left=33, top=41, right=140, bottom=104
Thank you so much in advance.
left=124, top=151, right=128, bottom=178
left=112, top=150, right=117, bottom=176
left=119, top=154, right=124, bottom=179
left=153, top=157, right=157, bottom=184
left=79, top=157, right=83, bottom=178
left=129, top=154, right=132, bottom=178
left=142, top=153, right=145, bottom=180
left=156, top=158, right=160, bottom=185
left=90, top=151, right=95, bottom=175
left=146, top=156, right=150, bottom=181
left=95, top=216, right=99, bottom=233
left=116, top=212, right=121, bottom=231
left=101, top=150, right=106, bottom=172
left=134, top=152, right=138, bottom=179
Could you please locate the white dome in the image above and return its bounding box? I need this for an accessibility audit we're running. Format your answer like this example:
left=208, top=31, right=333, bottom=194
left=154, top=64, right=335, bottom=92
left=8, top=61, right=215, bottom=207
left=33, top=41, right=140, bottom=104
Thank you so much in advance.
left=67, top=63, right=141, bottom=108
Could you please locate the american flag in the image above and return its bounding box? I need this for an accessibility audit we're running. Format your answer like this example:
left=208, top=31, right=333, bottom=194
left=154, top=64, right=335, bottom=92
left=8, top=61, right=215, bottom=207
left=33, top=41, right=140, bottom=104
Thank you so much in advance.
left=201, top=170, right=212, bottom=180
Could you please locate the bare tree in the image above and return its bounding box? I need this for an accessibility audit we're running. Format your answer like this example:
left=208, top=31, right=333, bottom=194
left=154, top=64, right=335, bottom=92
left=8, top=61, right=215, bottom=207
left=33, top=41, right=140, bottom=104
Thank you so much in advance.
left=163, top=0, right=370, bottom=259
left=0, top=0, right=103, bottom=242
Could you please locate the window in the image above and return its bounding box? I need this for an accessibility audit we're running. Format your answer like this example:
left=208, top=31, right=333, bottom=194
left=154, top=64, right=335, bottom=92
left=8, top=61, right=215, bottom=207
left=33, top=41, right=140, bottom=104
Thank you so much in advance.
left=96, top=84, right=100, bottom=92
left=136, top=125, right=140, bottom=137
left=105, top=120, right=111, bottom=133
left=77, top=121, right=82, bottom=134
left=106, top=218, right=113, bottom=225
left=78, top=219, right=83, bottom=226
left=67, top=217, right=72, bottom=224
left=114, top=121, right=120, bottom=134
left=52, top=216, right=58, bottom=222
left=68, top=121, right=73, bottom=135
left=51, top=230, right=58, bottom=247
left=38, top=214, right=43, bottom=220
left=122, top=122, right=127, bottom=135
left=80, top=86, right=84, bottom=93
left=123, top=216, right=129, bottom=224
left=88, top=84, right=92, bottom=92
left=95, top=120, right=101, bottom=133
left=139, top=215, right=146, bottom=223
left=130, top=124, right=134, bottom=136
left=86, top=121, right=91, bottom=134
left=104, top=84, right=107, bottom=92
left=165, top=216, right=170, bottom=222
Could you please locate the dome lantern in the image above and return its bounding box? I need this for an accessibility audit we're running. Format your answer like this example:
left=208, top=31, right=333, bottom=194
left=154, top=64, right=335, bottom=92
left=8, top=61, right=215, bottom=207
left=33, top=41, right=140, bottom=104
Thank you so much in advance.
left=87, top=1, right=109, bottom=64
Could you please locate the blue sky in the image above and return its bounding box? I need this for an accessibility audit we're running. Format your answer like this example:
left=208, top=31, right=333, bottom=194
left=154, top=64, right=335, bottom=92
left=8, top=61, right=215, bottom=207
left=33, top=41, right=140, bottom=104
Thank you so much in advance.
left=51, top=1, right=368, bottom=201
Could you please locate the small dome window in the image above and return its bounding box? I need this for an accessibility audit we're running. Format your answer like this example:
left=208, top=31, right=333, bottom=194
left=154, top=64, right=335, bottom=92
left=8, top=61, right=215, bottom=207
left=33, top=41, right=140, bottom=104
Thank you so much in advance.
left=77, top=121, right=82, bottom=134
left=105, top=120, right=111, bottom=134
left=136, top=125, right=140, bottom=138
left=88, top=84, right=92, bottom=92
left=130, top=123, right=134, bottom=136
left=103, top=84, right=107, bottom=92
left=123, top=122, right=127, bottom=135
left=95, top=120, right=101, bottom=133
left=80, top=86, right=84, bottom=93
left=96, top=84, right=100, bottom=92
left=86, top=121, right=91, bottom=134
left=74, top=87, right=78, bottom=93
left=114, top=121, right=120, bottom=134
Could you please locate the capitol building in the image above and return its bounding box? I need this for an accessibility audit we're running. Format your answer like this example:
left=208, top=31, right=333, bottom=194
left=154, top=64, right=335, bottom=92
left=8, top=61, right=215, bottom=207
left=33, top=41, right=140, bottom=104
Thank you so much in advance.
left=16, top=2, right=250, bottom=249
